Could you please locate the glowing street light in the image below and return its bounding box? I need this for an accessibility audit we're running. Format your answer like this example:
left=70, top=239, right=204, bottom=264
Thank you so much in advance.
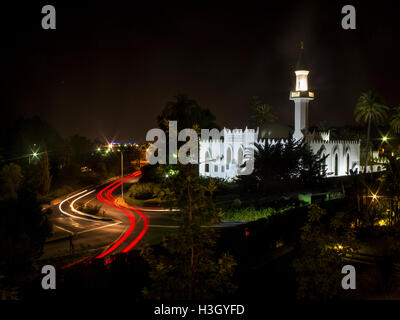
left=382, top=136, right=388, bottom=142
left=29, top=147, right=40, bottom=164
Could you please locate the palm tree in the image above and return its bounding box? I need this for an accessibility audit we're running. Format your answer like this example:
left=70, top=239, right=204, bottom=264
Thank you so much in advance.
left=354, top=91, right=389, bottom=172
left=249, top=96, right=276, bottom=126
left=251, top=104, right=277, bottom=126
left=390, top=105, right=400, bottom=134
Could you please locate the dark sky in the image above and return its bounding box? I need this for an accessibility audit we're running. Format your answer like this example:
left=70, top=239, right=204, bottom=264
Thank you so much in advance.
left=3, top=1, right=400, bottom=142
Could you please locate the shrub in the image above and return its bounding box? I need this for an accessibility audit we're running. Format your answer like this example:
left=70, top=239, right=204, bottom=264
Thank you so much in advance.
left=222, top=207, right=275, bottom=222
left=77, top=203, right=101, bottom=215
left=128, top=183, right=161, bottom=200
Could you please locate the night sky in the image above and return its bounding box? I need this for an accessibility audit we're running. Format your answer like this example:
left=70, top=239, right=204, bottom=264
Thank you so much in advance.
left=3, top=1, right=400, bottom=142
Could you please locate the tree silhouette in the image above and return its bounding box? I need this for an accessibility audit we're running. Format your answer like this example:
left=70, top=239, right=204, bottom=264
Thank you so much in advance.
left=293, top=204, right=358, bottom=299
left=157, top=94, right=218, bottom=133
left=141, top=164, right=236, bottom=300
left=354, top=91, right=389, bottom=172
left=390, top=105, right=400, bottom=134
left=249, top=96, right=276, bottom=127
left=0, top=163, right=23, bottom=200
left=239, top=137, right=326, bottom=194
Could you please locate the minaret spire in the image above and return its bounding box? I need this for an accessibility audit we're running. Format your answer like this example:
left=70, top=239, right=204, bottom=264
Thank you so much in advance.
left=290, top=43, right=314, bottom=141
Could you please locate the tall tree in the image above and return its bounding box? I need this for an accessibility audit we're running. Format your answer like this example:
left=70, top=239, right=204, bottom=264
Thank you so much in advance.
left=0, top=187, right=52, bottom=299
left=38, top=145, right=51, bottom=195
left=0, top=163, right=23, bottom=200
left=69, top=134, right=94, bottom=165
left=354, top=91, right=389, bottom=172
left=141, top=164, right=236, bottom=300
left=316, top=120, right=331, bottom=132
left=293, top=204, right=358, bottom=299
left=250, top=96, right=276, bottom=127
left=381, top=155, right=400, bottom=224
left=157, top=94, right=218, bottom=132
left=390, top=105, right=400, bottom=134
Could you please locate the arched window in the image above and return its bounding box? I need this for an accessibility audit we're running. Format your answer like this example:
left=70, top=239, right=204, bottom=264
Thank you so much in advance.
left=335, top=154, right=339, bottom=176
left=226, top=147, right=232, bottom=170
left=205, top=151, right=210, bottom=173
left=346, top=154, right=350, bottom=174
left=238, top=148, right=244, bottom=166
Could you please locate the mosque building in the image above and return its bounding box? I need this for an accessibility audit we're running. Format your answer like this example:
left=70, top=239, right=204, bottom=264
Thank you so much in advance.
left=199, top=44, right=361, bottom=179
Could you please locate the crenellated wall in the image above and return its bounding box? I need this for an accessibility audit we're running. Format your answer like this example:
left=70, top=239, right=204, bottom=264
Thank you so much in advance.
left=199, top=128, right=361, bottom=179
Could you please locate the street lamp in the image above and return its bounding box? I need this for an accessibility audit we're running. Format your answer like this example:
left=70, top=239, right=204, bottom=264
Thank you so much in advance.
left=29, top=149, right=40, bottom=164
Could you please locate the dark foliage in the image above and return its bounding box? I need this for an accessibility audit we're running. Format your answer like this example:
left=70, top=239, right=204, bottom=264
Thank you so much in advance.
left=157, top=94, right=218, bottom=133
left=0, top=186, right=52, bottom=280
left=238, top=136, right=326, bottom=195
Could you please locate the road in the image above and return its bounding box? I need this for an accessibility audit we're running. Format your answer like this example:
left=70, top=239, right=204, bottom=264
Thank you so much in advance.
left=40, top=171, right=180, bottom=264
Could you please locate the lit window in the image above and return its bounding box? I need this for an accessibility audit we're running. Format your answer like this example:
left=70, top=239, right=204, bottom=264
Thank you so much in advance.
left=295, top=70, right=309, bottom=91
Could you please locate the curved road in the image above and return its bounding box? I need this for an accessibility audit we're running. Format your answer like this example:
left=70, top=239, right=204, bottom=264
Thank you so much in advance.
left=40, top=171, right=179, bottom=263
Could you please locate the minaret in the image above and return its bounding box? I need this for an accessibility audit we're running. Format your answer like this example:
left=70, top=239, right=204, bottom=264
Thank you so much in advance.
left=290, top=42, right=314, bottom=141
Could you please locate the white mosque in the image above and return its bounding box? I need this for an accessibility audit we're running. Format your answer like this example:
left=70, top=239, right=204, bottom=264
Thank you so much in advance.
left=199, top=44, right=361, bottom=179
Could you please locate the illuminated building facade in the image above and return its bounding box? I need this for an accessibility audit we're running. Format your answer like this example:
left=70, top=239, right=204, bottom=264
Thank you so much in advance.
left=199, top=43, right=361, bottom=179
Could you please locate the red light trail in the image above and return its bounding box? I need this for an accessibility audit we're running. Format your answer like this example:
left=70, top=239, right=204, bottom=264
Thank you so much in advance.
left=61, top=170, right=161, bottom=269
left=96, top=171, right=150, bottom=259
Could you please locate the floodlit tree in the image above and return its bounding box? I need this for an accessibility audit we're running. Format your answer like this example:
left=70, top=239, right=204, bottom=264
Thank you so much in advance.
left=354, top=91, right=389, bottom=172
left=141, top=164, right=237, bottom=300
